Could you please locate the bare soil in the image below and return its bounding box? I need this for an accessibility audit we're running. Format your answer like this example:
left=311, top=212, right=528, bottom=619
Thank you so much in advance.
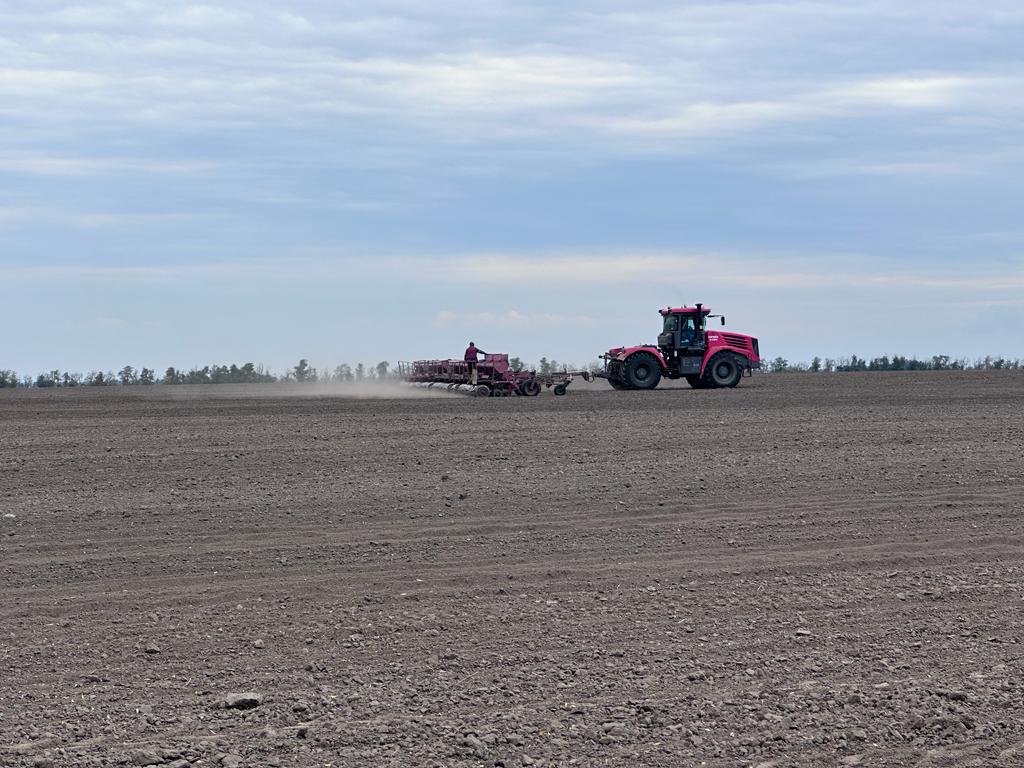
left=2, top=372, right=1023, bottom=767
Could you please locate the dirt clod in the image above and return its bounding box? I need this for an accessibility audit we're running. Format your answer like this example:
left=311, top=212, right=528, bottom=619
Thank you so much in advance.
left=219, top=692, right=263, bottom=710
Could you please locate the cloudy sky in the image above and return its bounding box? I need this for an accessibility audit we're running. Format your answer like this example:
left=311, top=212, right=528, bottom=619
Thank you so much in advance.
left=2, top=1, right=1023, bottom=374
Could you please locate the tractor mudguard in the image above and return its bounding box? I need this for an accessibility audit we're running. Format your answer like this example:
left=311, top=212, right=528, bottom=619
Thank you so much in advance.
left=612, top=346, right=667, bottom=369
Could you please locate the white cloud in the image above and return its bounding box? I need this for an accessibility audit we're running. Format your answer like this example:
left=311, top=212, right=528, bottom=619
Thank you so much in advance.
left=433, top=309, right=600, bottom=329
left=836, top=76, right=976, bottom=108
left=4, top=251, right=1022, bottom=294
left=599, top=75, right=1002, bottom=141
left=422, top=252, right=1024, bottom=292
left=0, top=205, right=44, bottom=225
left=1, top=152, right=217, bottom=176
left=2, top=2, right=1020, bottom=153
left=0, top=67, right=105, bottom=91
left=0, top=205, right=224, bottom=231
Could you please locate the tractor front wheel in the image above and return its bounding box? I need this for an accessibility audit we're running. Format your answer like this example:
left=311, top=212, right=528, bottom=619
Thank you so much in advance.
left=685, top=375, right=709, bottom=389
left=624, top=353, right=662, bottom=390
left=706, top=354, right=742, bottom=388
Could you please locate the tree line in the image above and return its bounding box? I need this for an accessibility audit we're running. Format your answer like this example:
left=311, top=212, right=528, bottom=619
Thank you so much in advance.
left=764, top=354, right=1023, bottom=373
left=0, top=359, right=394, bottom=388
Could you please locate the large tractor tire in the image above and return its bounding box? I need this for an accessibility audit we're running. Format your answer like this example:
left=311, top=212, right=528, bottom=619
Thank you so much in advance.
left=623, top=352, right=662, bottom=390
left=606, top=360, right=630, bottom=390
left=705, top=354, right=743, bottom=388
left=685, top=375, right=710, bottom=389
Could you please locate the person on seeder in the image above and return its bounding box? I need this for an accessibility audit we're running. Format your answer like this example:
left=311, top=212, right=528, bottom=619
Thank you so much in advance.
left=464, top=342, right=487, bottom=385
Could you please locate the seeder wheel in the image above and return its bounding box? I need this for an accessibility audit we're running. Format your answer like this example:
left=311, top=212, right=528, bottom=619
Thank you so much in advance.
left=553, top=384, right=567, bottom=396
left=519, top=379, right=541, bottom=397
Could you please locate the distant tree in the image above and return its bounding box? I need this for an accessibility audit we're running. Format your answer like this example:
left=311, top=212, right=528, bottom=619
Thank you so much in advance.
left=119, top=365, right=138, bottom=385
left=185, top=366, right=211, bottom=384
left=333, top=364, right=352, bottom=381
left=85, top=371, right=105, bottom=386
left=35, top=372, right=58, bottom=388
left=539, top=357, right=551, bottom=376
left=809, top=356, right=822, bottom=373
left=375, top=361, right=390, bottom=379
left=770, top=357, right=789, bottom=373
left=355, top=363, right=365, bottom=381
left=139, top=367, right=155, bottom=385
left=293, top=359, right=316, bottom=382
left=232, top=362, right=274, bottom=383
left=0, top=370, right=17, bottom=388
left=836, top=355, right=867, bottom=372
left=61, top=371, right=82, bottom=387
left=509, top=356, right=524, bottom=372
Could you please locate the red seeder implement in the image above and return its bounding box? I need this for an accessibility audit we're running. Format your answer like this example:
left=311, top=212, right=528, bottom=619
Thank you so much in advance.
left=397, top=354, right=590, bottom=397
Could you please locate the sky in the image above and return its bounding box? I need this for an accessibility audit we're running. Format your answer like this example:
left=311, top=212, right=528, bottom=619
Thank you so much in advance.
left=2, top=0, right=1023, bottom=374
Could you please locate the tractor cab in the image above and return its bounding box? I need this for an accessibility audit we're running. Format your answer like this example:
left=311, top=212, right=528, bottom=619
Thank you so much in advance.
left=658, top=304, right=717, bottom=353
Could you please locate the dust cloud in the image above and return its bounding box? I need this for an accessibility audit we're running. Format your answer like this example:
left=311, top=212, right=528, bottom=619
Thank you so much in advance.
left=284, top=380, right=460, bottom=399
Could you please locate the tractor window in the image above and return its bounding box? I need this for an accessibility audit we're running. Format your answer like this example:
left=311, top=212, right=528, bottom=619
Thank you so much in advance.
left=680, top=316, right=696, bottom=332
left=662, top=314, right=679, bottom=332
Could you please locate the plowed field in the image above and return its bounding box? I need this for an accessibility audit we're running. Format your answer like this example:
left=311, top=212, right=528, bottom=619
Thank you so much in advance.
left=2, top=372, right=1023, bottom=767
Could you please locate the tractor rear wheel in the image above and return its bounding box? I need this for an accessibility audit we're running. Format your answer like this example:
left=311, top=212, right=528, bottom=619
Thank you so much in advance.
left=706, top=354, right=742, bottom=388
left=685, top=375, right=709, bottom=389
left=609, top=379, right=629, bottom=390
left=624, top=353, right=662, bottom=390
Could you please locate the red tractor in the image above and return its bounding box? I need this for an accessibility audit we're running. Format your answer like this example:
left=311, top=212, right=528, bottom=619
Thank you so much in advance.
left=602, top=304, right=760, bottom=390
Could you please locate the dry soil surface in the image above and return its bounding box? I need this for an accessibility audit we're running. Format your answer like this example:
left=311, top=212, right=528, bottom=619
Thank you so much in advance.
left=2, top=372, right=1024, bottom=768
